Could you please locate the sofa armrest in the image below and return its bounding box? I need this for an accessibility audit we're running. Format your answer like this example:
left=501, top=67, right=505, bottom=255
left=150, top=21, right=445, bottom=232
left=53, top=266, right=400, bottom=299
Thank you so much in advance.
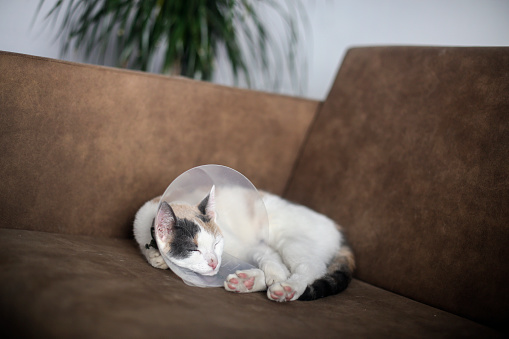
left=285, top=46, right=509, bottom=331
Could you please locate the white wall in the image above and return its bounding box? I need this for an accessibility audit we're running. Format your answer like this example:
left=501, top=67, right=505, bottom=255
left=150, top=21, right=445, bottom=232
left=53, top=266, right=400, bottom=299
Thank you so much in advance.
left=1, top=0, right=508, bottom=100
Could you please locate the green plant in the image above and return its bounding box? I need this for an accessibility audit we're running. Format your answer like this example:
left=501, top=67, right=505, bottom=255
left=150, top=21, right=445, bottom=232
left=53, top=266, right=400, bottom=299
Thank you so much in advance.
left=36, top=0, right=306, bottom=92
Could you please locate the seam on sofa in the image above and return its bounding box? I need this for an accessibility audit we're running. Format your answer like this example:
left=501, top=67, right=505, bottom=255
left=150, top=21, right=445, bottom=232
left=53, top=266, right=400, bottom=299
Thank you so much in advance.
left=282, top=101, right=324, bottom=198
left=281, top=48, right=358, bottom=199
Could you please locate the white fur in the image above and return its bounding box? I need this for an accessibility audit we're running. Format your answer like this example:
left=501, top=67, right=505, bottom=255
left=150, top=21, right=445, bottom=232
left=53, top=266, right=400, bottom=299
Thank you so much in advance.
left=169, top=227, right=224, bottom=276
left=258, top=192, right=342, bottom=301
left=133, top=188, right=343, bottom=302
left=133, top=199, right=169, bottom=269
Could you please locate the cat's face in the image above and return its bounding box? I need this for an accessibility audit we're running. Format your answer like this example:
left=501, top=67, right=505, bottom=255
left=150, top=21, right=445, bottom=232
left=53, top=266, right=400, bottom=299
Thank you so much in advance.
left=155, top=186, right=224, bottom=276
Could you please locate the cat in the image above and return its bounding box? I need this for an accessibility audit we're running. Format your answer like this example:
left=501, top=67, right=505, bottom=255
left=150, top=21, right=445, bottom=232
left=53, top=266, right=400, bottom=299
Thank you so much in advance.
left=133, top=186, right=355, bottom=302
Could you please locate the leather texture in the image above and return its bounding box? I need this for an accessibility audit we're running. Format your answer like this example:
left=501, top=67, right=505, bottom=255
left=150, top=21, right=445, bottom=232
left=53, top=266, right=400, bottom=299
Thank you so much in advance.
left=0, top=51, right=318, bottom=238
left=285, top=47, right=509, bottom=331
left=0, top=48, right=507, bottom=337
left=0, top=229, right=500, bottom=338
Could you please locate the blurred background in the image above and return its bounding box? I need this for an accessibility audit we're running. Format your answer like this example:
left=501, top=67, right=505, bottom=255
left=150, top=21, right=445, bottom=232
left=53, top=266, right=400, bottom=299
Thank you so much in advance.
left=0, top=0, right=508, bottom=101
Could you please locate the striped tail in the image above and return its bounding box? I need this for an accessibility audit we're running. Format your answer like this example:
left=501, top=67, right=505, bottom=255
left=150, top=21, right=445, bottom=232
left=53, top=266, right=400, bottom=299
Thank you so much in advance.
left=298, top=245, right=355, bottom=301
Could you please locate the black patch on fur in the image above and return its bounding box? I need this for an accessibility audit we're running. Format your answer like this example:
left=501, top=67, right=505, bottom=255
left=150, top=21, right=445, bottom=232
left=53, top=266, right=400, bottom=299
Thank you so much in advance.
left=298, top=269, right=352, bottom=301
left=145, top=223, right=159, bottom=250
left=197, top=194, right=210, bottom=215
left=169, top=218, right=200, bottom=259
left=197, top=214, right=211, bottom=223
left=145, top=218, right=158, bottom=250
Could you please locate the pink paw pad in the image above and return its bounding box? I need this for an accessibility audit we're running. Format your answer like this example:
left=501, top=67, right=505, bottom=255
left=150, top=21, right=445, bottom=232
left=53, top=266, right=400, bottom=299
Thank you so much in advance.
left=269, top=284, right=296, bottom=302
left=225, top=271, right=258, bottom=293
left=243, top=277, right=255, bottom=290
left=284, top=289, right=296, bottom=301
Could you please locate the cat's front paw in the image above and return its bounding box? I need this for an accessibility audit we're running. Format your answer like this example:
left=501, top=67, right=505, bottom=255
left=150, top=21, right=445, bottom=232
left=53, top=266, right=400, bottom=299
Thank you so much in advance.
left=224, top=269, right=266, bottom=293
left=267, top=282, right=298, bottom=302
left=263, top=261, right=290, bottom=286
left=146, top=249, right=168, bottom=269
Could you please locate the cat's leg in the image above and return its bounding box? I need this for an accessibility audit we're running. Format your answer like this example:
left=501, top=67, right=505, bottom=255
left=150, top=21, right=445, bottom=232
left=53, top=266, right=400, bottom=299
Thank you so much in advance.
left=133, top=198, right=168, bottom=270
left=224, top=269, right=267, bottom=293
left=267, top=264, right=325, bottom=302
left=252, top=243, right=291, bottom=286
left=224, top=244, right=290, bottom=293
left=267, top=244, right=327, bottom=302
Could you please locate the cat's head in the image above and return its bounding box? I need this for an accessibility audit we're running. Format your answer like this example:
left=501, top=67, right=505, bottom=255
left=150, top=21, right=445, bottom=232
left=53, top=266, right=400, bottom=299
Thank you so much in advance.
left=155, top=186, right=224, bottom=276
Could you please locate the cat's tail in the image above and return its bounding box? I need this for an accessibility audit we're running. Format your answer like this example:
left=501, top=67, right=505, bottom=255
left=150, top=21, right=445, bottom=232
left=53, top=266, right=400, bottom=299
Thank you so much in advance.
left=298, top=242, right=355, bottom=301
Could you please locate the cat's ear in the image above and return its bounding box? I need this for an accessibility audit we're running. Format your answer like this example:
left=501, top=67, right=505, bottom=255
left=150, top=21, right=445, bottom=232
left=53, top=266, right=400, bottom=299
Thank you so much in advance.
left=198, top=185, right=216, bottom=222
left=155, top=201, right=175, bottom=242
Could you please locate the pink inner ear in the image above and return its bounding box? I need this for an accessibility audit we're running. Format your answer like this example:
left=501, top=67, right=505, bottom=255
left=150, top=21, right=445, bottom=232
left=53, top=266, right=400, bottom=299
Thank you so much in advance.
left=156, top=204, right=174, bottom=242
left=206, top=186, right=216, bottom=221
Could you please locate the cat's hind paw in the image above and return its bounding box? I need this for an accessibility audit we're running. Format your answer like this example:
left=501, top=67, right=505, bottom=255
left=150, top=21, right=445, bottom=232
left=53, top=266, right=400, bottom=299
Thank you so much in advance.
left=224, top=269, right=266, bottom=293
left=267, top=282, right=298, bottom=302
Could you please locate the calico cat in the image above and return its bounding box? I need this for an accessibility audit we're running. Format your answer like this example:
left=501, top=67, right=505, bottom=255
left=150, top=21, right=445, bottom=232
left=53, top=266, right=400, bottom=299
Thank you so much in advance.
left=133, top=186, right=354, bottom=302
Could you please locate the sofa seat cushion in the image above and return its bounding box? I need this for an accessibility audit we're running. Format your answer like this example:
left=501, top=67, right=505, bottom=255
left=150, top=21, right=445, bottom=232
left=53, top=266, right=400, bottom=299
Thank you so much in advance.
left=0, top=229, right=500, bottom=338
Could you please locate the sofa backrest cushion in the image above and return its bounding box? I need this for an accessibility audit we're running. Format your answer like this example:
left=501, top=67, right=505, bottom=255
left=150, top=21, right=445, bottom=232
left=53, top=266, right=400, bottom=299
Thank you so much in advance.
left=285, top=47, right=509, bottom=330
left=0, top=52, right=318, bottom=238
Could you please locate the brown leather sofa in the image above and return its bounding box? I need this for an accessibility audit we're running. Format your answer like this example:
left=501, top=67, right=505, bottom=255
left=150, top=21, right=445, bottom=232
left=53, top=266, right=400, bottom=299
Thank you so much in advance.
left=1, top=47, right=507, bottom=338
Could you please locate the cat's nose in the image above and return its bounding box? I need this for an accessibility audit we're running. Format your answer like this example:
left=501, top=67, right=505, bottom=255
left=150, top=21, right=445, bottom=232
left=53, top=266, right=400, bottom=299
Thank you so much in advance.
left=208, top=258, right=217, bottom=270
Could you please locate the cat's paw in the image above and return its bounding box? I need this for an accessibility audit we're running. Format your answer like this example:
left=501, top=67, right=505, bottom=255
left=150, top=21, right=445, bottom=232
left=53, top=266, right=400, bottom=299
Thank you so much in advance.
left=267, top=282, right=298, bottom=302
left=224, top=269, right=266, bottom=293
left=263, top=261, right=290, bottom=286
left=146, top=249, right=168, bottom=269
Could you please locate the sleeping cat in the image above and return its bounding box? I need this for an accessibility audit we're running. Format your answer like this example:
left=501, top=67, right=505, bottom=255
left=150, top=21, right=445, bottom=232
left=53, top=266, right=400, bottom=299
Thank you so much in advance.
left=133, top=186, right=354, bottom=302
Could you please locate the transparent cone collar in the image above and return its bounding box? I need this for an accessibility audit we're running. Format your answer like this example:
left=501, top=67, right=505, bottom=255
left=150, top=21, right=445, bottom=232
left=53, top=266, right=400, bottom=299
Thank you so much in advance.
left=155, top=165, right=269, bottom=287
